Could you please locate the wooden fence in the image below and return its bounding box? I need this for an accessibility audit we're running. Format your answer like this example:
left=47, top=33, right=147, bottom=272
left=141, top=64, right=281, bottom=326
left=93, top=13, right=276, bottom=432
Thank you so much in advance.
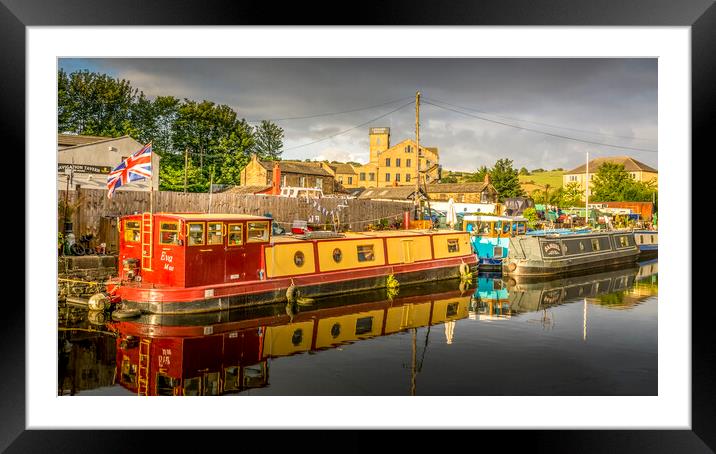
left=58, top=189, right=412, bottom=238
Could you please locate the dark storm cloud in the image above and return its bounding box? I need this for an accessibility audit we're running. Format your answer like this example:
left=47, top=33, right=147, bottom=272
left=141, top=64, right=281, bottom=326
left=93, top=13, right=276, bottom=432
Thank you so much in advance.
left=59, top=58, right=657, bottom=171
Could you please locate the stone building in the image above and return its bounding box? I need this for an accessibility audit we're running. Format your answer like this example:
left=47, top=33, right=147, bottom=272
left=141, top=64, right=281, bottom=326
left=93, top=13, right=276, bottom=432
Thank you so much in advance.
left=240, top=155, right=336, bottom=194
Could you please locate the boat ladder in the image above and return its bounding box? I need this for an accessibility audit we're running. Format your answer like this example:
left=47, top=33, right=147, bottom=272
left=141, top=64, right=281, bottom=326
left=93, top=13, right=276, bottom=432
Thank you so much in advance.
left=141, top=212, right=153, bottom=271
left=137, top=338, right=151, bottom=396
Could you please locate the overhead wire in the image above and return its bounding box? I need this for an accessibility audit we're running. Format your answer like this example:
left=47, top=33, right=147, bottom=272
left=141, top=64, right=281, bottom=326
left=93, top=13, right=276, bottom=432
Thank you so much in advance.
left=423, top=99, right=658, bottom=153
left=246, top=96, right=413, bottom=122
left=425, top=97, right=657, bottom=143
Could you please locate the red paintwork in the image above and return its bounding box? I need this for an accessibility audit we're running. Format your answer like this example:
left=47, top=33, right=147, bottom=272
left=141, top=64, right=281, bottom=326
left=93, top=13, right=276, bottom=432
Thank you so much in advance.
left=112, top=213, right=477, bottom=307
left=110, top=287, right=466, bottom=395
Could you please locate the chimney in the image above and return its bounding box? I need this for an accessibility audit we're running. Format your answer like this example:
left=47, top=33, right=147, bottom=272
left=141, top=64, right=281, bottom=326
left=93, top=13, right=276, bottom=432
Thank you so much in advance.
left=484, top=173, right=491, bottom=185
left=272, top=162, right=281, bottom=195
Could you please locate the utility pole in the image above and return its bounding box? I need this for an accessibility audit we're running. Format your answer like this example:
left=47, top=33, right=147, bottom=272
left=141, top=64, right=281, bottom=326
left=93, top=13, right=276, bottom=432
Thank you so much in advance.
left=184, top=148, right=188, bottom=194
left=585, top=152, right=589, bottom=227
left=414, top=90, right=421, bottom=221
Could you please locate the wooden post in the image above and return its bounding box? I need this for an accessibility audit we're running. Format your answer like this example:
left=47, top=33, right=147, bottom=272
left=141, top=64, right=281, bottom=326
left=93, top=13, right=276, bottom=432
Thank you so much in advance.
left=184, top=148, right=188, bottom=194
left=414, top=90, right=421, bottom=221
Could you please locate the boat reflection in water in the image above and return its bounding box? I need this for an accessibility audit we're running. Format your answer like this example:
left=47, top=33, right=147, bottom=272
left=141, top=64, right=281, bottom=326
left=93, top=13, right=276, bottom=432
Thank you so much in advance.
left=469, top=260, right=658, bottom=339
left=109, top=280, right=472, bottom=396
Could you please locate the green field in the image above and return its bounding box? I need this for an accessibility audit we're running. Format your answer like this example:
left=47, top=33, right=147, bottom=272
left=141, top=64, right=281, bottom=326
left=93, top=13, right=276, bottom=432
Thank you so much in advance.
left=519, top=170, right=565, bottom=194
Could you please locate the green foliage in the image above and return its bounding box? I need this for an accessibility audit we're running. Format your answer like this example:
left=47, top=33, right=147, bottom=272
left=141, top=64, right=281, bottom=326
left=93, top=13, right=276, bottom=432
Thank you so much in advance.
left=253, top=120, right=284, bottom=160
left=591, top=163, right=657, bottom=202
left=519, top=167, right=530, bottom=175
left=531, top=168, right=545, bottom=173
left=522, top=207, right=539, bottom=228
left=465, top=165, right=489, bottom=183
left=561, top=182, right=584, bottom=207
left=440, top=172, right=458, bottom=183
left=490, top=159, right=525, bottom=201
left=57, top=69, right=285, bottom=193
left=58, top=69, right=138, bottom=136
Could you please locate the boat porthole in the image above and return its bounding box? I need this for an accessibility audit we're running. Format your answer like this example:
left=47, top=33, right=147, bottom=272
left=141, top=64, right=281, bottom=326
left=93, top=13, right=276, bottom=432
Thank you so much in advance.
left=331, top=323, right=341, bottom=338
left=332, top=248, right=342, bottom=263
left=292, top=328, right=303, bottom=346
left=294, top=251, right=305, bottom=267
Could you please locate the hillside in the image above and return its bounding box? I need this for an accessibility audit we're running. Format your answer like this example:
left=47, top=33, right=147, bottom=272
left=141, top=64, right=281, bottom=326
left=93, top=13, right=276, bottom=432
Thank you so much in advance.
left=519, top=170, right=565, bottom=195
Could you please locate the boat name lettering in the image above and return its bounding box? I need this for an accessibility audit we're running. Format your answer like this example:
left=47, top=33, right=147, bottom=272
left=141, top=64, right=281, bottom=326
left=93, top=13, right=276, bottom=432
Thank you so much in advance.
left=542, top=241, right=562, bottom=256
left=158, top=348, right=171, bottom=367
left=160, top=251, right=173, bottom=263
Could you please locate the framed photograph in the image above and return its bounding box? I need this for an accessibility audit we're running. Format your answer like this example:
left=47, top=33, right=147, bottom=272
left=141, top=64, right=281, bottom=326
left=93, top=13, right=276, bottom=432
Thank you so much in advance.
left=8, top=0, right=710, bottom=450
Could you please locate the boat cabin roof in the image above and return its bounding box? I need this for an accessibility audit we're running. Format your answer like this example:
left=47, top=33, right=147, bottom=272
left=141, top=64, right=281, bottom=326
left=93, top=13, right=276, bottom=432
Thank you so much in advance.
left=463, top=215, right=527, bottom=222
left=128, top=213, right=272, bottom=222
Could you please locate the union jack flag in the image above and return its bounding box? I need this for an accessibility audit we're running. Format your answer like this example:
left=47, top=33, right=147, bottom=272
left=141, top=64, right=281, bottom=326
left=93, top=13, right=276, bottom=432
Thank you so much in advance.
left=107, top=143, right=152, bottom=198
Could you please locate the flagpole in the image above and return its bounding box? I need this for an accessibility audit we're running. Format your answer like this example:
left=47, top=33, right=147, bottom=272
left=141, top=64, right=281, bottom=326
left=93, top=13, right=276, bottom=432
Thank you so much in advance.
left=150, top=142, right=155, bottom=215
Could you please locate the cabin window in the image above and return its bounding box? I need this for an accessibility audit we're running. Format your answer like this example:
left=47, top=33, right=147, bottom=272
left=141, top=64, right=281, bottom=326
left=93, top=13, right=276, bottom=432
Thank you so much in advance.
left=120, top=357, right=136, bottom=385
left=357, top=245, right=375, bottom=262
left=355, top=316, right=373, bottom=335
left=447, top=239, right=460, bottom=253
left=247, top=222, right=269, bottom=243
left=294, top=251, right=305, bottom=267
left=187, top=223, right=205, bottom=246
left=651, top=235, right=655, bottom=243
left=332, top=248, right=343, bottom=263
left=156, top=373, right=177, bottom=396
left=224, top=366, right=240, bottom=392
left=478, top=222, right=491, bottom=235
left=202, top=372, right=220, bottom=396
left=124, top=220, right=141, bottom=243
left=331, top=323, right=341, bottom=338
left=292, top=328, right=303, bottom=346
left=618, top=236, right=629, bottom=247
left=207, top=222, right=223, bottom=245
left=183, top=377, right=200, bottom=396
left=243, top=364, right=266, bottom=388
left=228, top=224, right=243, bottom=246
left=159, top=222, right=180, bottom=245
left=493, top=246, right=504, bottom=258
left=446, top=302, right=459, bottom=317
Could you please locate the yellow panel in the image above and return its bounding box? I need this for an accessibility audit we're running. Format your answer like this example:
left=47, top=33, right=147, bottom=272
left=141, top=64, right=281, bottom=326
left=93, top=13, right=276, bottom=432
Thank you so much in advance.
left=386, top=236, right=432, bottom=264
left=384, top=303, right=432, bottom=334
left=431, top=297, right=470, bottom=324
left=264, top=243, right=316, bottom=278
left=316, top=239, right=386, bottom=272
left=262, top=321, right=314, bottom=358
left=432, top=232, right=471, bottom=259
left=315, top=310, right=385, bottom=348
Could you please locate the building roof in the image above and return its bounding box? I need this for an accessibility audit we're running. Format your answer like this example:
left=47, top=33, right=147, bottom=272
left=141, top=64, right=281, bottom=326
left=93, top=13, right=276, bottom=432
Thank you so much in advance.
left=358, top=186, right=426, bottom=200
left=223, top=185, right=273, bottom=194
left=427, top=183, right=491, bottom=193
left=566, top=156, right=657, bottom=174
left=58, top=133, right=116, bottom=148
left=328, top=163, right=357, bottom=175
left=259, top=160, right=332, bottom=177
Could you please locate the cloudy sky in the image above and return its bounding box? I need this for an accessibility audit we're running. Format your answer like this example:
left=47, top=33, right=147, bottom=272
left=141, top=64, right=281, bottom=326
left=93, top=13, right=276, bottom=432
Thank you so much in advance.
left=59, top=58, right=657, bottom=172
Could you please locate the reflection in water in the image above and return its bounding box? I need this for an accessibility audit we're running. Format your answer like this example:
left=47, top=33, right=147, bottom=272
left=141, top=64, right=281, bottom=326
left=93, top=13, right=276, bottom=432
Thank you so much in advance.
left=58, top=260, right=658, bottom=396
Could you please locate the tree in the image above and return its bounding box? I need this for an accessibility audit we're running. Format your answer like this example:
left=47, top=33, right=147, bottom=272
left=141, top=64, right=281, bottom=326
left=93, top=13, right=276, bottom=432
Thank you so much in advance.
left=440, top=172, right=458, bottom=183
left=57, top=70, right=137, bottom=136
left=253, top=120, right=284, bottom=160
left=561, top=182, right=584, bottom=207
left=590, top=163, right=657, bottom=202
left=465, top=165, right=489, bottom=183
left=490, top=158, right=525, bottom=201
left=519, top=167, right=530, bottom=175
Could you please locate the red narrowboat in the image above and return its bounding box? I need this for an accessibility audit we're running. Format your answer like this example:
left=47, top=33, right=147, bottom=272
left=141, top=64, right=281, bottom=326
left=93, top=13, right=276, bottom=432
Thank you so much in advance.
left=106, top=212, right=477, bottom=314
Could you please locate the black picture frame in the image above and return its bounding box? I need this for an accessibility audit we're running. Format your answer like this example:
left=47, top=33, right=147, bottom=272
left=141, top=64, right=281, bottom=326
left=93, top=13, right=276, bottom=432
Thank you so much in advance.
left=6, top=0, right=710, bottom=451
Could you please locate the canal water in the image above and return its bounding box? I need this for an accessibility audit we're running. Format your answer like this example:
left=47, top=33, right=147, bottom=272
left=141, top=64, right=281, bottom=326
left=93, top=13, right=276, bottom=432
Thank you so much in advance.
left=58, top=260, right=657, bottom=396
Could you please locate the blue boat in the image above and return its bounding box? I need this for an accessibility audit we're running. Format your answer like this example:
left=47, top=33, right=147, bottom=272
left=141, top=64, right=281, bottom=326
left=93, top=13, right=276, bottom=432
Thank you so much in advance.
left=463, top=215, right=528, bottom=271
left=633, top=230, right=658, bottom=259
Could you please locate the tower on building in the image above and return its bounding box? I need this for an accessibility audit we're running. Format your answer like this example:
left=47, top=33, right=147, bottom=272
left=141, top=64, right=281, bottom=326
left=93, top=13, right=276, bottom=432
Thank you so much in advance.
left=369, top=127, right=390, bottom=164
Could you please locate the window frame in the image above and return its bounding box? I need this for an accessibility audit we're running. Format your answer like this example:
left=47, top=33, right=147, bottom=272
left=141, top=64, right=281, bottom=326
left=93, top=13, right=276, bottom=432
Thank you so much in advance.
left=357, top=244, right=376, bottom=262
left=124, top=220, right=141, bottom=243
left=447, top=238, right=460, bottom=253
left=227, top=223, right=244, bottom=246
left=247, top=221, right=270, bottom=243
left=385, top=158, right=391, bottom=167
left=186, top=222, right=206, bottom=246
left=207, top=222, right=224, bottom=245
left=159, top=221, right=180, bottom=245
